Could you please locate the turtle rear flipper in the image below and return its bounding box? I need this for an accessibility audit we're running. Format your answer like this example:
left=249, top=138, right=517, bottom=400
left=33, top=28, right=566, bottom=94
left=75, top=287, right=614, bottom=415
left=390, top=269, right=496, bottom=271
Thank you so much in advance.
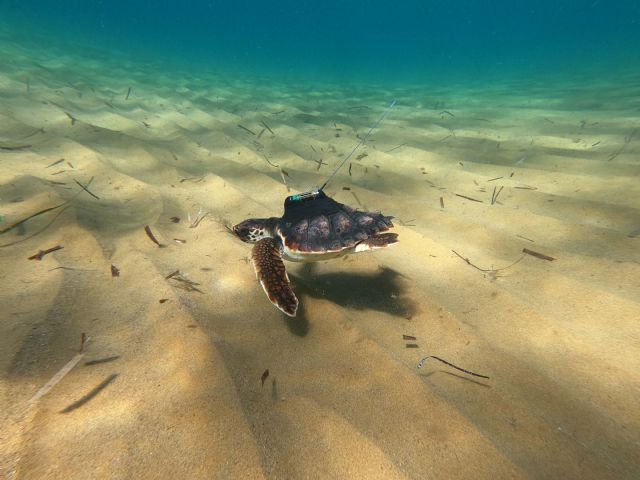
left=251, top=238, right=299, bottom=316
left=355, top=232, right=399, bottom=252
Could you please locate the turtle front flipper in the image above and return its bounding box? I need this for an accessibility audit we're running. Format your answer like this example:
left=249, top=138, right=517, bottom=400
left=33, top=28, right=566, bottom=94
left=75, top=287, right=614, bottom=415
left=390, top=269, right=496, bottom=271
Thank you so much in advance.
left=251, top=238, right=299, bottom=316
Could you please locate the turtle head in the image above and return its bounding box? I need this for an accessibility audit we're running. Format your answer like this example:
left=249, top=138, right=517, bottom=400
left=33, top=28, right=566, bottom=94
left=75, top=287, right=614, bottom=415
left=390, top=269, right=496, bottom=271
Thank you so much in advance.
left=232, top=218, right=274, bottom=243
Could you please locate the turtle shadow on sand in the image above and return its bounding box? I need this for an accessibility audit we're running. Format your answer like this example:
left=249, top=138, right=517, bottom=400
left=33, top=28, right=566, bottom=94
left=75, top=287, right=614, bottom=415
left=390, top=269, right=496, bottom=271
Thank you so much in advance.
left=288, top=264, right=417, bottom=329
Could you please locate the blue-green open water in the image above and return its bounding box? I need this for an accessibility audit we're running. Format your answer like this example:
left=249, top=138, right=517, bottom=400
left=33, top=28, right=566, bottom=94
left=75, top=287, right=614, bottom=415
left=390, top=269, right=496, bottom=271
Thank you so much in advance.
left=3, top=1, right=639, bottom=82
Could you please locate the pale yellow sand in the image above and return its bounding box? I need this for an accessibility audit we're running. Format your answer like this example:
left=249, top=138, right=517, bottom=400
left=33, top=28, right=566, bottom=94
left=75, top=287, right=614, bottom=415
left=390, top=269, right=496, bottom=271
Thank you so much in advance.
left=1, top=34, right=639, bottom=480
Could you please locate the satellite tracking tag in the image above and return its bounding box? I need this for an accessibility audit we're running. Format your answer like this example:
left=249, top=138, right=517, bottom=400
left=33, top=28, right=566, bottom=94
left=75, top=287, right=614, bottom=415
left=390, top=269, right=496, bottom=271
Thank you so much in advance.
left=282, top=189, right=346, bottom=224
left=284, top=100, right=395, bottom=216
left=285, top=189, right=322, bottom=206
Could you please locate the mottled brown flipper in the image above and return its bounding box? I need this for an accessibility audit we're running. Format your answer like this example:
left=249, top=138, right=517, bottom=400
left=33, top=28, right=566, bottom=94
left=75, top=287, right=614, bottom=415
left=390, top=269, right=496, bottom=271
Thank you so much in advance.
left=251, top=238, right=299, bottom=316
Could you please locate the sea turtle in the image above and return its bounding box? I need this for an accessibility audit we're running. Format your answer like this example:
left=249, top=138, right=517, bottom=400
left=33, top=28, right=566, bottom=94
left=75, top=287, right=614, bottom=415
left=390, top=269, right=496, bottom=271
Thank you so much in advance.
left=233, top=189, right=398, bottom=316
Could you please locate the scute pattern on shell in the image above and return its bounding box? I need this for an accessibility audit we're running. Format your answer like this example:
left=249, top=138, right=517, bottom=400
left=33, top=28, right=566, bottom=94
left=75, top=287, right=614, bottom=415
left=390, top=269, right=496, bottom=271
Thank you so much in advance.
left=279, top=208, right=394, bottom=253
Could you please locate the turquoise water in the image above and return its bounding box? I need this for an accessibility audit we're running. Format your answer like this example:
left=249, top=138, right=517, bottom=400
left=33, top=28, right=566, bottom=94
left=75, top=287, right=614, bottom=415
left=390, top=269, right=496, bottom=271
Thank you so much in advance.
left=3, top=1, right=640, bottom=82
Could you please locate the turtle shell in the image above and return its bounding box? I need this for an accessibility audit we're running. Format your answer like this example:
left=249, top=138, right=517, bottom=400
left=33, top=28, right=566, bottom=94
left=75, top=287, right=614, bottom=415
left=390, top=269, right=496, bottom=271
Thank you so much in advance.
left=277, top=190, right=394, bottom=254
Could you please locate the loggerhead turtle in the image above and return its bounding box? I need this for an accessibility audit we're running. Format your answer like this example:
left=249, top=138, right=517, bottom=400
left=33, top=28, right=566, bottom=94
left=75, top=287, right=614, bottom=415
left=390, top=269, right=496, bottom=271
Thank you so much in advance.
left=233, top=189, right=398, bottom=316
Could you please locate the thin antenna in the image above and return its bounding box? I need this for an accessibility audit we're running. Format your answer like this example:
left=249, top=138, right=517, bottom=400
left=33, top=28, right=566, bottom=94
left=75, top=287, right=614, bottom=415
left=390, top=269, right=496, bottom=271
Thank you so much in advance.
left=319, top=100, right=396, bottom=191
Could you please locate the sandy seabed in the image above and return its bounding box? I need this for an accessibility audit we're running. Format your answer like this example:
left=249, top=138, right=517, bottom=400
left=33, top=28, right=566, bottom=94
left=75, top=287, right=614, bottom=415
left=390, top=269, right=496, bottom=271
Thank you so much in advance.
left=0, top=33, right=639, bottom=480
